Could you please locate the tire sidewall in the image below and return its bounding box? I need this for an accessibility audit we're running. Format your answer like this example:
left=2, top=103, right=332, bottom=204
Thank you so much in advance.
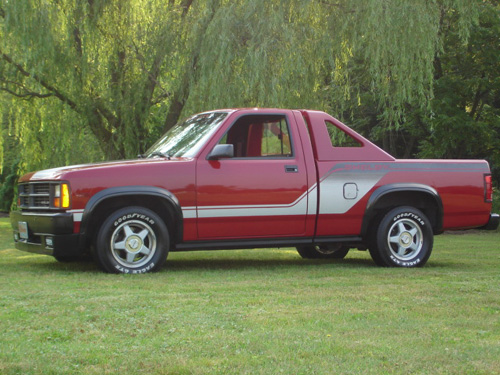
left=375, top=207, right=433, bottom=267
left=95, top=207, right=169, bottom=274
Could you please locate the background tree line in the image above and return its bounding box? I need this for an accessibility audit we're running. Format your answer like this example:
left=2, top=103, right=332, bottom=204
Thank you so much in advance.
left=1, top=0, right=499, bottom=212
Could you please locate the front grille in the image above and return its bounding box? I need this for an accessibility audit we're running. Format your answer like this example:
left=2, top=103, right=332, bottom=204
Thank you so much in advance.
left=33, top=184, right=50, bottom=194
left=19, top=182, right=56, bottom=210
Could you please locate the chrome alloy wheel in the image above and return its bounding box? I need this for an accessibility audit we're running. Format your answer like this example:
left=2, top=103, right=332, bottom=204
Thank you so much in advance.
left=387, top=218, right=423, bottom=260
left=110, top=220, right=157, bottom=268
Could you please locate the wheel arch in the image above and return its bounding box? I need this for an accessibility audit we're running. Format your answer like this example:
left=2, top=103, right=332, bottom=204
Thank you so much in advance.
left=361, top=184, right=443, bottom=237
left=79, top=186, right=183, bottom=249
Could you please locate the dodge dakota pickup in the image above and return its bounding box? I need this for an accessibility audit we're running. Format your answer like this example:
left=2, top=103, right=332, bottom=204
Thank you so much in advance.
left=10, top=109, right=499, bottom=273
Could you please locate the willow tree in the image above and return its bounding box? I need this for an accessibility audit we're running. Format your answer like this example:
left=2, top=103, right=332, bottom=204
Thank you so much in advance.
left=0, top=0, right=212, bottom=163
left=1, top=0, right=483, bottom=171
left=420, top=0, right=500, bottom=180
left=185, top=0, right=481, bottom=128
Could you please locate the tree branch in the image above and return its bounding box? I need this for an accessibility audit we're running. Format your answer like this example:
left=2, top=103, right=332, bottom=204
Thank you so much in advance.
left=0, top=49, right=80, bottom=111
left=151, top=92, right=172, bottom=106
left=91, top=97, right=119, bottom=129
left=0, top=78, right=56, bottom=99
left=0, top=87, right=54, bottom=99
left=130, top=40, right=169, bottom=97
left=163, top=1, right=220, bottom=132
left=470, top=74, right=488, bottom=120
left=181, top=0, right=194, bottom=17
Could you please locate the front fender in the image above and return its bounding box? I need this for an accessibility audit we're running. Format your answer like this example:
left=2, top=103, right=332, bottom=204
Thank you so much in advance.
left=79, top=186, right=183, bottom=245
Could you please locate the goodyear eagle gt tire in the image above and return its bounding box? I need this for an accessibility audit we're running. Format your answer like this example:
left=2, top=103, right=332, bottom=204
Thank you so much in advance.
left=95, top=207, right=169, bottom=274
left=369, top=206, right=433, bottom=267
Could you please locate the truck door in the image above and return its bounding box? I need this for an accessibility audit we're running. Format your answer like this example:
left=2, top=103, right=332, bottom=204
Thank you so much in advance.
left=196, top=112, right=309, bottom=239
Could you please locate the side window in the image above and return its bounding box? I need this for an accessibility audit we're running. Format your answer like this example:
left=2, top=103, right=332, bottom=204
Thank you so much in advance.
left=325, top=121, right=361, bottom=148
left=220, top=115, right=293, bottom=157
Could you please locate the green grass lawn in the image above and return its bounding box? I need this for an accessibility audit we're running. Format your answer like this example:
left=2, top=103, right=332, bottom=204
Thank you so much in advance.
left=1, top=217, right=499, bottom=374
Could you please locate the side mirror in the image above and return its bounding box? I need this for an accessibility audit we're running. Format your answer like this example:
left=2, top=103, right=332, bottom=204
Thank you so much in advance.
left=207, top=144, right=234, bottom=160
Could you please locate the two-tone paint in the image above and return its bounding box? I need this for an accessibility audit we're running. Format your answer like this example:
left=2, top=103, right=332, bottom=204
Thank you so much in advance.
left=12, top=108, right=497, bottom=257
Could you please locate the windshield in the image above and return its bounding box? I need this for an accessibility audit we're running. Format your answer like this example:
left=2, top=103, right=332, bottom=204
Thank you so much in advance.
left=145, top=112, right=228, bottom=158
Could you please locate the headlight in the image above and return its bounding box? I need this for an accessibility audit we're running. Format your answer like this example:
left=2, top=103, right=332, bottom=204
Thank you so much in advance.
left=54, top=183, right=71, bottom=208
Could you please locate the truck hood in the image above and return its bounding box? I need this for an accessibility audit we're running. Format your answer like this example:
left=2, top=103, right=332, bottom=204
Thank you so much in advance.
left=20, top=158, right=191, bottom=182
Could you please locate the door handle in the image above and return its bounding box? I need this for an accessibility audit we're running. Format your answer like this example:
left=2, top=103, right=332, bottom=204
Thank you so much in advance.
left=285, top=165, right=298, bottom=173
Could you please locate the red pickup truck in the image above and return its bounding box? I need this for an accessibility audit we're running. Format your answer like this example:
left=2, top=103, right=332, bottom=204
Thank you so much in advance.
left=10, top=109, right=499, bottom=273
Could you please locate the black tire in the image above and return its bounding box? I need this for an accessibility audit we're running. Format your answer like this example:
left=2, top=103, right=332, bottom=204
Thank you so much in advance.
left=296, top=244, right=350, bottom=259
left=94, top=206, right=169, bottom=274
left=369, top=206, right=433, bottom=267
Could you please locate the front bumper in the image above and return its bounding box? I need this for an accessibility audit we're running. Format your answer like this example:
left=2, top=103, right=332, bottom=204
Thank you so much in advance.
left=10, top=210, right=81, bottom=257
left=480, top=213, right=500, bottom=231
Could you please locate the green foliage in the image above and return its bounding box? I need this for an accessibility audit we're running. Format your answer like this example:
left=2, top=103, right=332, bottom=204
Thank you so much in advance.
left=419, top=1, right=500, bottom=184
left=329, top=0, right=499, bottom=183
left=1, top=0, right=192, bottom=160
left=0, top=106, right=19, bottom=211
left=187, top=0, right=330, bottom=111
left=0, top=161, right=17, bottom=212
left=1, top=0, right=499, bottom=196
left=333, top=0, right=443, bottom=125
left=493, top=196, right=500, bottom=218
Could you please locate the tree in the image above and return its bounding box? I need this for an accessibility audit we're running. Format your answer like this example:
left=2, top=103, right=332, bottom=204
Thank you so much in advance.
left=319, top=0, right=486, bottom=157
left=1, top=0, right=208, bottom=161
left=0, top=107, right=19, bottom=211
left=419, top=0, right=500, bottom=182
left=0, top=0, right=492, bottom=175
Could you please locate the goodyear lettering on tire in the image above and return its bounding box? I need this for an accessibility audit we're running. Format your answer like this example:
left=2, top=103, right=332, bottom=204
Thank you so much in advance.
left=393, top=212, right=424, bottom=226
left=114, top=213, right=155, bottom=227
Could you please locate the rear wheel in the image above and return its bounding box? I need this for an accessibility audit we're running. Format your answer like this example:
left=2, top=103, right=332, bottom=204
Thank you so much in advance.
left=369, top=206, right=433, bottom=267
left=296, top=244, right=350, bottom=259
left=94, top=206, right=169, bottom=273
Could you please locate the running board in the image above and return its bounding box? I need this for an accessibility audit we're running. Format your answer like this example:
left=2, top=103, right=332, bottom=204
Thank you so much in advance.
left=174, top=236, right=364, bottom=252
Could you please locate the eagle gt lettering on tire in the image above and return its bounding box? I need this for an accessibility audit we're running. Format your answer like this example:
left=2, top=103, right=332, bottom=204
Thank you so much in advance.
left=369, top=206, right=433, bottom=267
left=95, top=207, right=169, bottom=273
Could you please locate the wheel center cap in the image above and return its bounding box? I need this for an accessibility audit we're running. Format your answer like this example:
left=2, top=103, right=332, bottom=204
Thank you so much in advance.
left=400, top=232, right=412, bottom=246
left=126, top=235, right=143, bottom=253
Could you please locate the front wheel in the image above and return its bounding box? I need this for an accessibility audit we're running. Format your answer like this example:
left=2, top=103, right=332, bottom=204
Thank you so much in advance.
left=94, top=207, right=169, bottom=274
left=369, top=206, right=433, bottom=267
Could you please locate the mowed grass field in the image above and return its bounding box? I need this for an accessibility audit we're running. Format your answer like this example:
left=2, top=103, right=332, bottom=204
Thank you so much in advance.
left=0, top=217, right=499, bottom=375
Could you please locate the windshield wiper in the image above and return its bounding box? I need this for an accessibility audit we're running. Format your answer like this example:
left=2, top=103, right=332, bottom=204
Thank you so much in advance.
left=148, top=151, right=171, bottom=159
